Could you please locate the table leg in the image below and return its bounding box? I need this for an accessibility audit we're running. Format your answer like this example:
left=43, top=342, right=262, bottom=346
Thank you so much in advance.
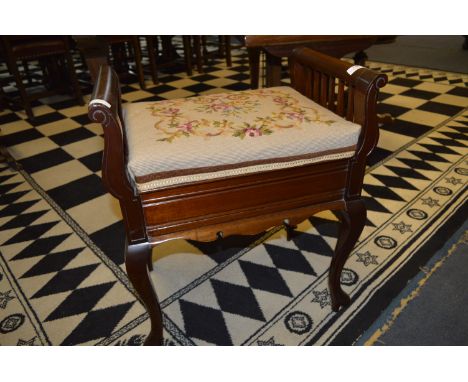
left=73, top=36, right=109, bottom=83
left=247, top=47, right=260, bottom=89
left=265, top=52, right=282, bottom=88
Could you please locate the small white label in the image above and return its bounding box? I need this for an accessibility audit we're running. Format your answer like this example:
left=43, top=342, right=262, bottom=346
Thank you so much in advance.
left=89, top=99, right=112, bottom=109
left=347, top=65, right=364, bottom=75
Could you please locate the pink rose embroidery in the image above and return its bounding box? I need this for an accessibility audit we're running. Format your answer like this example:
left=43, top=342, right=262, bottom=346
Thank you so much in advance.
left=244, top=127, right=262, bottom=137
left=273, top=96, right=291, bottom=106
left=161, top=107, right=180, bottom=117
left=177, top=121, right=194, bottom=132
left=211, top=103, right=231, bottom=112
left=284, top=112, right=304, bottom=122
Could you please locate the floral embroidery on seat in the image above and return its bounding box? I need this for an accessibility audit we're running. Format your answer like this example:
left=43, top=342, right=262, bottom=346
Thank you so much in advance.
left=192, top=93, right=260, bottom=117
left=146, top=88, right=336, bottom=142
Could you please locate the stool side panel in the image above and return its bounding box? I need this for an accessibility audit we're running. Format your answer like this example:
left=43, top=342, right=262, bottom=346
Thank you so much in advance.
left=141, top=159, right=349, bottom=242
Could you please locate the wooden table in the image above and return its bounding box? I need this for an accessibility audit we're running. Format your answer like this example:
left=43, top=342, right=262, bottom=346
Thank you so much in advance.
left=245, top=35, right=379, bottom=88
left=73, top=36, right=109, bottom=82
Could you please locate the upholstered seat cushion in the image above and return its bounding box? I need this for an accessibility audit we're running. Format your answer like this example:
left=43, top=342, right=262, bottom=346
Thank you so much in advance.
left=123, top=86, right=361, bottom=191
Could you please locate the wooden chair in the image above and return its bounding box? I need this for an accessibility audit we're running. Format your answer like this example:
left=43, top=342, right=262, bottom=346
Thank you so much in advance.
left=104, top=36, right=146, bottom=89
left=145, top=36, right=195, bottom=81
left=88, top=47, right=387, bottom=345
left=1, top=36, right=83, bottom=120
left=191, top=36, right=232, bottom=73
left=145, top=36, right=231, bottom=80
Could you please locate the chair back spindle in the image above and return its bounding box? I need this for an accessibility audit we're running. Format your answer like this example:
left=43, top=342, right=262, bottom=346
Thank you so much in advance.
left=337, top=80, right=345, bottom=117
left=290, top=47, right=388, bottom=164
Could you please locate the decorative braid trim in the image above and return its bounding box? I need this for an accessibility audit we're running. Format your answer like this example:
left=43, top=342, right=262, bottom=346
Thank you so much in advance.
left=136, top=150, right=355, bottom=192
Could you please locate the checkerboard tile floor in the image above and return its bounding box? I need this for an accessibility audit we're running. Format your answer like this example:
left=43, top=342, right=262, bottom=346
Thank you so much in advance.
left=0, top=42, right=466, bottom=345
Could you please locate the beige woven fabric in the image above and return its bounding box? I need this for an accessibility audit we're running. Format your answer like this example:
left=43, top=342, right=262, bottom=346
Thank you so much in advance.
left=123, top=86, right=361, bottom=191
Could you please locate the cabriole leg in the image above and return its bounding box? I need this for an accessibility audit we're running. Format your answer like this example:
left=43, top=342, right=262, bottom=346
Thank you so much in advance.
left=329, top=199, right=366, bottom=312
left=125, top=241, right=163, bottom=345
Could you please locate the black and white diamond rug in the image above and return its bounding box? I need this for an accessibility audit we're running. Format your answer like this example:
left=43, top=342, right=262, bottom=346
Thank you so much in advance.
left=0, top=44, right=467, bottom=345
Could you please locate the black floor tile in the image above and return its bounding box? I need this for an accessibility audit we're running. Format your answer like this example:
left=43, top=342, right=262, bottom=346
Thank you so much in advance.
left=48, top=127, right=96, bottom=146
left=50, top=98, right=81, bottom=110
left=378, top=92, right=394, bottom=102
left=401, top=88, right=439, bottom=100
left=2, top=128, right=44, bottom=147
left=389, top=78, right=423, bottom=88
left=137, top=95, right=166, bottom=102
left=233, top=65, right=250, bottom=73
left=0, top=112, right=21, bottom=124
left=190, top=73, right=218, bottom=82
left=47, top=174, right=106, bottom=210
left=183, top=83, right=216, bottom=93
left=417, top=101, right=464, bottom=116
left=226, top=73, right=250, bottom=82
left=222, top=82, right=251, bottom=91
left=157, top=74, right=183, bottom=84
left=447, top=87, right=468, bottom=97
left=71, top=113, right=93, bottom=126
left=382, top=119, right=431, bottom=138
left=78, top=151, right=103, bottom=173
left=27, top=112, right=67, bottom=127
left=147, top=84, right=178, bottom=95
left=19, top=148, right=74, bottom=173
left=377, top=103, right=411, bottom=118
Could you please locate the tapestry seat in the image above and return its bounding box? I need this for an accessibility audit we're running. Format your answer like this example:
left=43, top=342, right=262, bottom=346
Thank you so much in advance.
left=122, top=86, right=361, bottom=191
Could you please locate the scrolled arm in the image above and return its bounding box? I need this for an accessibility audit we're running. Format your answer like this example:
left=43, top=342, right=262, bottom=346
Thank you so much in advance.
left=87, top=65, right=133, bottom=200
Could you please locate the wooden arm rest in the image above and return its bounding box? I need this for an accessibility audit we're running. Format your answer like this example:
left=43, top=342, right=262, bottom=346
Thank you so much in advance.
left=87, top=65, right=136, bottom=201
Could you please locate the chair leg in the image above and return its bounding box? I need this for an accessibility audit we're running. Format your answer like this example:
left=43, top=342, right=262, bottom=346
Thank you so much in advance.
left=201, top=36, right=209, bottom=65
left=353, top=50, right=368, bottom=66
left=247, top=47, right=260, bottom=89
left=10, top=61, right=34, bottom=120
left=0, top=85, right=7, bottom=112
left=64, top=50, right=84, bottom=106
left=283, top=220, right=298, bottom=241
left=182, top=36, right=193, bottom=76
left=132, top=38, right=146, bottom=90
left=125, top=241, right=163, bottom=345
left=146, top=36, right=159, bottom=85
left=22, top=60, right=33, bottom=85
left=329, top=198, right=366, bottom=312
left=148, top=250, right=154, bottom=271
left=224, top=35, right=232, bottom=67
left=217, top=36, right=224, bottom=58
left=47, top=57, right=62, bottom=91
left=193, top=36, right=204, bottom=73
left=111, top=43, right=126, bottom=73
